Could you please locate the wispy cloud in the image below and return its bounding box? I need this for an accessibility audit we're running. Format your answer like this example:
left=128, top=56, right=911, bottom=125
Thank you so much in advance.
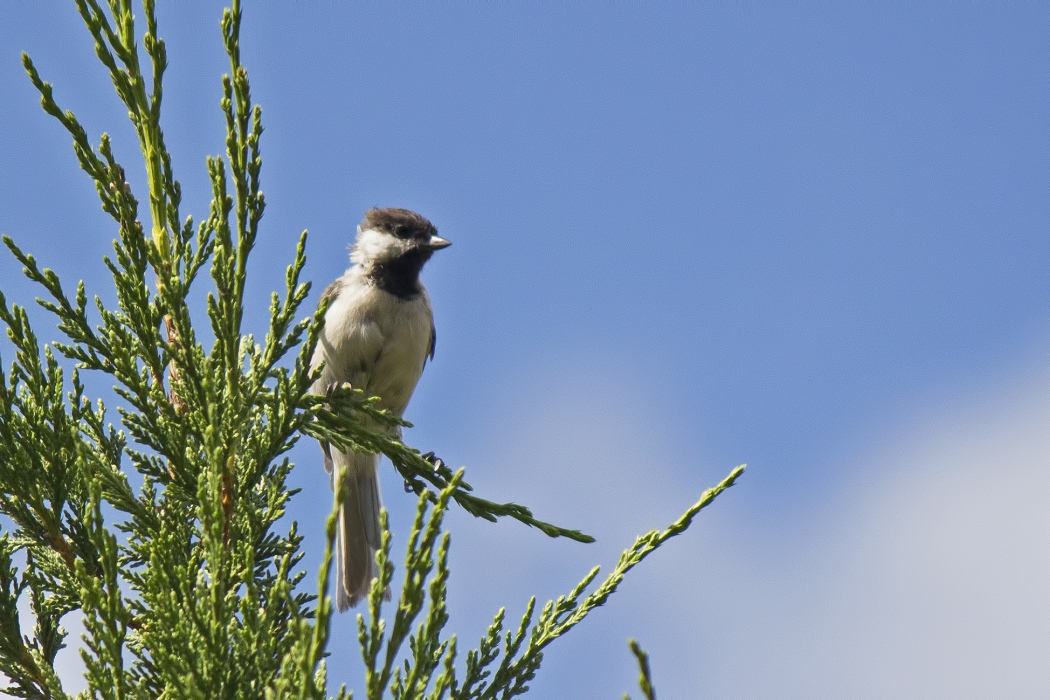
left=445, top=359, right=1050, bottom=698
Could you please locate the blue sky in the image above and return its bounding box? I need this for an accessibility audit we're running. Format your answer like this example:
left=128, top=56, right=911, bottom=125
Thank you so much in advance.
left=1, top=2, right=1048, bottom=697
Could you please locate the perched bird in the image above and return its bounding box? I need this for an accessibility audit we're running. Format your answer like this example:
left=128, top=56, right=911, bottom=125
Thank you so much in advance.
left=311, top=207, right=450, bottom=611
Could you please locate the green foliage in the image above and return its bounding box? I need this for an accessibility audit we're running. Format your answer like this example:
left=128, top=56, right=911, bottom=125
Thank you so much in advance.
left=0, top=1, right=744, bottom=697
left=347, top=468, right=742, bottom=700
left=625, top=640, right=656, bottom=700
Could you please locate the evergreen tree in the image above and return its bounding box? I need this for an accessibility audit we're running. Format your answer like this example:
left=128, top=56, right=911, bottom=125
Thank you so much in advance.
left=0, top=2, right=744, bottom=697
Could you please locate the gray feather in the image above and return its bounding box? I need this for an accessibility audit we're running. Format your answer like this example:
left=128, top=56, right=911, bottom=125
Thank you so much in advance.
left=321, top=441, right=334, bottom=475
left=333, top=450, right=387, bottom=611
left=356, top=456, right=384, bottom=550
left=336, top=480, right=371, bottom=612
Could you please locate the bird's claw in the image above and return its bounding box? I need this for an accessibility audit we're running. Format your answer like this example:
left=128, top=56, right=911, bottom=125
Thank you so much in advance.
left=421, top=451, right=445, bottom=472
left=403, top=452, right=446, bottom=493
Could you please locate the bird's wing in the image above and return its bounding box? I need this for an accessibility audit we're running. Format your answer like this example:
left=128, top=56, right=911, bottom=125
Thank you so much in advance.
left=320, top=440, right=334, bottom=475
left=318, top=277, right=345, bottom=307
left=314, top=275, right=354, bottom=475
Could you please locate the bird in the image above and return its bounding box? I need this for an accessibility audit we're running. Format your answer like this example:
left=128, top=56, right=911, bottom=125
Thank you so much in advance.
left=310, top=207, right=450, bottom=611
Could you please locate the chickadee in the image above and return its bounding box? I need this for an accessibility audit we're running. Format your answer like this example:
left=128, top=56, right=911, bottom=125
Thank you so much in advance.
left=311, top=207, right=450, bottom=611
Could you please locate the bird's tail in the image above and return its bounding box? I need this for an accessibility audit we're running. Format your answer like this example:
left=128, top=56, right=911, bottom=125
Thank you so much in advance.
left=334, top=450, right=386, bottom=612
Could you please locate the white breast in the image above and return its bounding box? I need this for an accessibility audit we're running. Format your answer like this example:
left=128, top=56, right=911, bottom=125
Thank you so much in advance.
left=311, top=269, right=434, bottom=419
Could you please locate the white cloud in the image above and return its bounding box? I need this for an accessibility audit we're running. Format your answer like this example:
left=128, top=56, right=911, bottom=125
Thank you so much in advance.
left=444, top=358, right=1050, bottom=698
left=780, top=366, right=1050, bottom=698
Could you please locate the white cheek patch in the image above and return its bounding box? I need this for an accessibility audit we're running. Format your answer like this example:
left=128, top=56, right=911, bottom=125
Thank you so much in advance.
left=351, top=227, right=411, bottom=265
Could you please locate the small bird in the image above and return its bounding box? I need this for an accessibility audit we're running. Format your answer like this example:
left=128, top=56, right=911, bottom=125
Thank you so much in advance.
left=311, top=207, right=450, bottom=611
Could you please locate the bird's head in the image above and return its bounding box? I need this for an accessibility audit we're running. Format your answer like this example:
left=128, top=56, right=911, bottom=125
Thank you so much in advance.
left=350, top=207, right=451, bottom=270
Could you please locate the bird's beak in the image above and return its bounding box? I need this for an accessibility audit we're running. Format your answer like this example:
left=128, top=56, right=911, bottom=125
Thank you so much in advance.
left=427, top=235, right=452, bottom=250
